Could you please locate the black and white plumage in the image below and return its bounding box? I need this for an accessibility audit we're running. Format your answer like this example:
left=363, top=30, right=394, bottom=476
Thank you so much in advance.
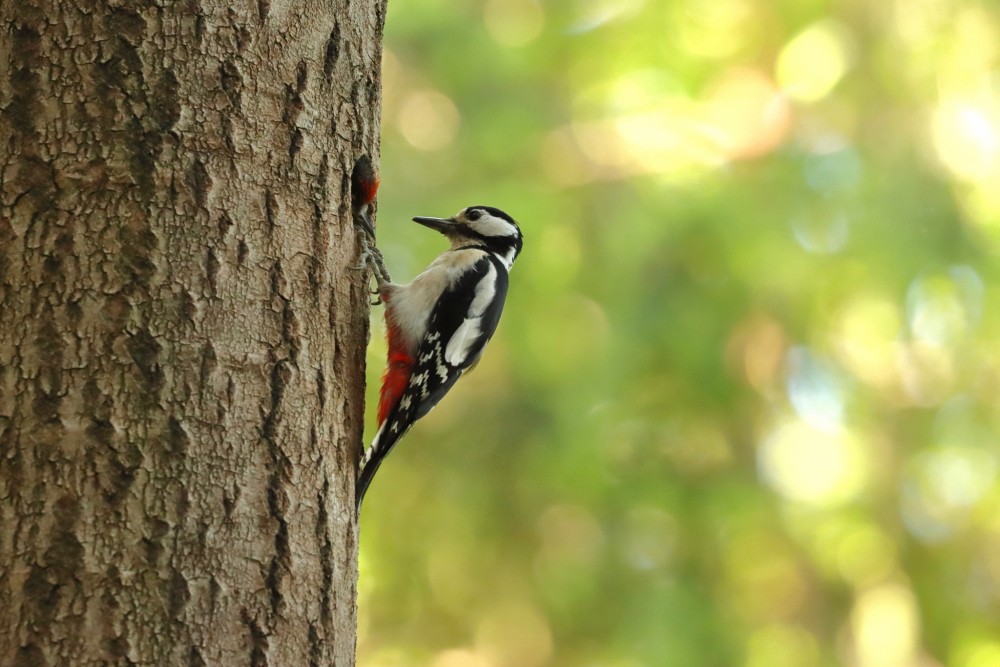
left=356, top=206, right=523, bottom=509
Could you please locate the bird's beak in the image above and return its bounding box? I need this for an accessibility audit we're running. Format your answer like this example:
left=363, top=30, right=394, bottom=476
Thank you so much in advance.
left=412, top=216, right=459, bottom=234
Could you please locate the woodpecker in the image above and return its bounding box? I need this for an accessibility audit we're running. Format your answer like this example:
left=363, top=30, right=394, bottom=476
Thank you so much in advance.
left=351, top=155, right=379, bottom=238
left=353, top=205, right=523, bottom=510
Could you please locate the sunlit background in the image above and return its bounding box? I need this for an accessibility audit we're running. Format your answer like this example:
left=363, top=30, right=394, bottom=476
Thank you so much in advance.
left=358, top=1, right=1000, bottom=665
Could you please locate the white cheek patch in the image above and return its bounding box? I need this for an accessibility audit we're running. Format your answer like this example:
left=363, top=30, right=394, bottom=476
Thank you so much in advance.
left=473, top=215, right=516, bottom=238
left=445, top=264, right=497, bottom=366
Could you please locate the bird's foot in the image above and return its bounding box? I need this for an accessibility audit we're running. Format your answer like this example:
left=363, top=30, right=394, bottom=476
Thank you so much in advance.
left=354, top=233, right=391, bottom=304
left=354, top=235, right=391, bottom=280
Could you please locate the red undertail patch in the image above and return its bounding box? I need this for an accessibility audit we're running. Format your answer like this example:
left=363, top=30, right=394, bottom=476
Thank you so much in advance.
left=377, top=314, right=414, bottom=426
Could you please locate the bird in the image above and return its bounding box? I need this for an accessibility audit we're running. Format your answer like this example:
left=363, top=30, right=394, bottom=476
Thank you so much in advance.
left=353, top=205, right=523, bottom=510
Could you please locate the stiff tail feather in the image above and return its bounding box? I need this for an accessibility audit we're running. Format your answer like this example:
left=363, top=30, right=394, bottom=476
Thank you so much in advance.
left=356, top=417, right=414, bottom=510
left=356, top=424, right=386, bottom=510
left=357, top=316, right=414, bottom=510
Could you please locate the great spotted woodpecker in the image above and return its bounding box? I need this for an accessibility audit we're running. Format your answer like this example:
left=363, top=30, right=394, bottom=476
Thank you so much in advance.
left=353, top=197, right=523, bottom=510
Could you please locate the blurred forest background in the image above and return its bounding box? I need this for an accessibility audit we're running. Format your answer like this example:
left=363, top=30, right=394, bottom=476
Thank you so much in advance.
left=357, top=0, right=1000, bottom=666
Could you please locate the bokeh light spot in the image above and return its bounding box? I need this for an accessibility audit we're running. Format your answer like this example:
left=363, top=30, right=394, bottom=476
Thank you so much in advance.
left=431, top=648, right=493, bottom=667
left=931, top=99, right=1000, bottom=183
left=900, top=445, right=997, bottom=542
left=906, top=266, right=984, bottom=346
left=786, top=347, right=845, bottom=431
left=851, top=584, right=919, bottom=667
left=958, top=640, right=1000, bottom=667
left=614, top=109, right=698, bottom=172
left=398, top=90, right=461, bottom=151
left=483, top=0, right=544, bottom=47
left=895, top=341, right=956, bottom=407
left=958, top=180, right=1000, bottom=244
left=924, top=446, right=997, bottom=508
left=835, top=296, right=902, bottom=389
left=604, top=68, right=685, bottom=115
left=726, top=315, right=787, bottom=391
left=475, top=600, right=553, bottom=667
left=673, top=0, right=755, bottom=59
left=565, top=0, right=644, bottom=33
left=758, top=419, right=866, bottom=505
left=776, top=21, right=853, bottom=102
left=702, top=68, right=791, bottom=159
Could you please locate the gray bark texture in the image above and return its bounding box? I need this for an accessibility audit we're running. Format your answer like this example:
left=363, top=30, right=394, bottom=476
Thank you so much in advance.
left=0, top=0, right=385, bottom=664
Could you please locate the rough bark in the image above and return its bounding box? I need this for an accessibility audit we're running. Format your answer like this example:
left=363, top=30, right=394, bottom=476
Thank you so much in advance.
left=0, top=0, right=384, bottom=664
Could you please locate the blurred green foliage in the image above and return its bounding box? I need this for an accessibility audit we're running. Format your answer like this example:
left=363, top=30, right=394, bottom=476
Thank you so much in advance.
left=358, top=1, right=1000, bottom=666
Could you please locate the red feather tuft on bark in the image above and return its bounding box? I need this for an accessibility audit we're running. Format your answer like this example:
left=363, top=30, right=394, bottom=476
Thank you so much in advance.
left=351, top=155, right=380, bottom=210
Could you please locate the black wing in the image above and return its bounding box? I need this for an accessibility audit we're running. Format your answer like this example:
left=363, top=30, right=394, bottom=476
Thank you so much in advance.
left=356, top=254, right=510, bottom=508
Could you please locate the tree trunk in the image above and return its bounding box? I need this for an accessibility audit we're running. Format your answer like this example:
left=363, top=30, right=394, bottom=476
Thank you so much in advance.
left=0, top=0, right=384, bottom=664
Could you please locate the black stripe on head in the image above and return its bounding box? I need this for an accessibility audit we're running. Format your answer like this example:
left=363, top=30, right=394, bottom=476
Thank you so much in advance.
left=469, top=205, right=516, bottom=224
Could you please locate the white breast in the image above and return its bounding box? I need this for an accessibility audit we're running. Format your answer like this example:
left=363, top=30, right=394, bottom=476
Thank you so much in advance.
left=388, top=249, right=485, bottom=355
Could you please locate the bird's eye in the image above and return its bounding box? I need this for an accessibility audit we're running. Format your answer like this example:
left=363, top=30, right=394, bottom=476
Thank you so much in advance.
left=466, top=209, right=482, bottom=221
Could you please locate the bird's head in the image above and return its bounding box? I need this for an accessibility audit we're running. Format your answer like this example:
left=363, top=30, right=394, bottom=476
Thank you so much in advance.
left=414, top=206, right=523, bottom=269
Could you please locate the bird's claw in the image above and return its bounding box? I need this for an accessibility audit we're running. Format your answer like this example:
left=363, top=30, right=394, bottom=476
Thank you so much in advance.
left=353, top=247, right=373, bottom=272
left=354, top=229, right=392, bottom=300
left=369, top=284, right=384, bottom=305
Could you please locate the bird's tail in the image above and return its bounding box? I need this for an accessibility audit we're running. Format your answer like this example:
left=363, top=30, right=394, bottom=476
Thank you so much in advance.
left=355, top=428, right=384, bottom=511
left=356, top=419, right=410, bottom=511
left=358, top=321, right=415, bottom=511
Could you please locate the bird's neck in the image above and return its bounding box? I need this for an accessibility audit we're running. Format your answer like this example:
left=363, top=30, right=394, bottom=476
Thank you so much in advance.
left=447, top=235, right=486, bottom=251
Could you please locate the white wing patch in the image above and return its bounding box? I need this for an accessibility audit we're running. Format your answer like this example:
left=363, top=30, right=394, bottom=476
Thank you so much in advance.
left=445, top=264, right=497, bottom=366
left=445, top=319, right=482, bottom=365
